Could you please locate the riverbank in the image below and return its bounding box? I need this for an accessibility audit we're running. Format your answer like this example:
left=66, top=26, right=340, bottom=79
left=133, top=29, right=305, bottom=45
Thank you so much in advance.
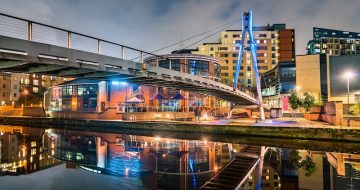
left=0, top=116, right=359, bottom=142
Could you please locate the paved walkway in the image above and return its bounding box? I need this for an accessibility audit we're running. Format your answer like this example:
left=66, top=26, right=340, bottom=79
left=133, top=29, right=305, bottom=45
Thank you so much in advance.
left=138, top=117, right=360, bottom=130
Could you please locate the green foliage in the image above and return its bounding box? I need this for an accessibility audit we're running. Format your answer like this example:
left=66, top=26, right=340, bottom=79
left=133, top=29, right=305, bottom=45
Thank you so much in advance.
left=302, top=92, right=315, bottom=113
left=288, top=150, right=301, bottom=169
left=289, top=92, right=301, bottom=110
left=300, top=155, right=317, bottom=177
left=349, top=103, right=360, bottom=116
left=19, top=88, right=47, bottom=105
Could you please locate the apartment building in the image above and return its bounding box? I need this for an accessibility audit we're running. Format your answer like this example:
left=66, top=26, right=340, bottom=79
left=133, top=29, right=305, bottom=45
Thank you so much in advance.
left=192, top=24, right=295, bottom=89
left=307, top=27, right=360, bottom=56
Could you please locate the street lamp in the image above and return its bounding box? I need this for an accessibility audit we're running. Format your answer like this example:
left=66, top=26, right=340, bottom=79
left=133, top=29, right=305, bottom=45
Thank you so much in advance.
left=344, top=71, right=354, bottom=127
left=23, top=90, right=28, bottom=106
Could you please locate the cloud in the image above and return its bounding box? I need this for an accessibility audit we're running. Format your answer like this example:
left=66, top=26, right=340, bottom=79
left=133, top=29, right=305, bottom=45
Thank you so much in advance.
left=0, top=0, right=359, bottom=55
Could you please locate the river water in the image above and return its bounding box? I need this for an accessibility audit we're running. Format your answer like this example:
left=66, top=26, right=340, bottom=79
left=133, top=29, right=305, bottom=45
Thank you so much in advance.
left=0, top=125, right=359, bottom=190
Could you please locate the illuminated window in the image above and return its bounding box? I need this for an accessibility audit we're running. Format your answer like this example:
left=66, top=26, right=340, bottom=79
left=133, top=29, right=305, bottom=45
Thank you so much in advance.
left=33, top=87, right=39, bottom=93
left=33, top=80, right=39, bottom=85
left=31, top=141, right=36, bottom=147
left=31, top=148, right=36, bottom=156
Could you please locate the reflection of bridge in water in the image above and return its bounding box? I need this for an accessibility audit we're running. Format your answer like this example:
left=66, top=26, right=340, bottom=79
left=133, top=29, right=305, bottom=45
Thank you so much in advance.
left=0, top=13, right=269, bottom=108
left=200, top=146, right=270, bottom=190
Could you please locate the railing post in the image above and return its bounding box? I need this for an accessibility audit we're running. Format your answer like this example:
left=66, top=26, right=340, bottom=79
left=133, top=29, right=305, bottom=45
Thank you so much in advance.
left=67, top=32, right=71, bottom=48
left=121, top=46, right=125, bottom=59
left=97, top=40, right=101, bottom=54
left=27, top=21, right=32, bottom=41
left=140, top=51, right=143, bottom=63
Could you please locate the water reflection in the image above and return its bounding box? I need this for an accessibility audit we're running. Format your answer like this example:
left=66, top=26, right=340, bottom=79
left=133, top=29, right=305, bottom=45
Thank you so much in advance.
left=0, top=126, right=60, bottom=175
left=0, top=125, right=359, bottom=190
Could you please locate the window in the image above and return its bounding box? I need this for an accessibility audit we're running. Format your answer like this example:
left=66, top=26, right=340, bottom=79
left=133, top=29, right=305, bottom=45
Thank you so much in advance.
left=14, top=85, right=17, bottom=89
left=247, top=66, right=251, bottom=71
left=233, top=34, right=240, bottom=38
left=33, top=80, right=39, bottom=86
left=258, top=34, right=267, bottom=37
left=218, top=47, right=228, bottom=50
left=224, top=34, right=228, bottom=38
left=2, top=92, right=5, bottom=97
left=187, top=60, right=209, bottom=76
left=222, top=66, right=228, bottom=70
left=210, top=47, right=214, bottom=51
left=247, top=79, right=252, bottom=84
left=2, top=84, right=5, bottom=88
left=2, top=75, right=6, bottom=80
left=33, top=87, right=39, bottom=93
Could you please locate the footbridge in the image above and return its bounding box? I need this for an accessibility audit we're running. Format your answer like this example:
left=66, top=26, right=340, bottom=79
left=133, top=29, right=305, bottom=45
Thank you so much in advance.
left=0, top=13, right=268, bottom=108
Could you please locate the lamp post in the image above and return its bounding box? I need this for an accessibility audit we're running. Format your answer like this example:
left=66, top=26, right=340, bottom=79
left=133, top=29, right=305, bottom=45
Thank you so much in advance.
left=23, top=90, right=28, bottom=106
left=344, top=71, right=353, bottom=127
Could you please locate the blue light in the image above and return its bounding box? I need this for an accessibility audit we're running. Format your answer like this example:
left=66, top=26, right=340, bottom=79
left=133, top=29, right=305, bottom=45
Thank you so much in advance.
left=111, top=81, right=128, bottom=86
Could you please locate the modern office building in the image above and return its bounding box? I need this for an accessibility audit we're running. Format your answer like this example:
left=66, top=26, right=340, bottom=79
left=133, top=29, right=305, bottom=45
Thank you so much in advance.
left=192, top=24, right=295, bottom=89
left=307, top=27, right=360, bottom=56
left=46, top=54, right=228, bottom=120
left=296, top=54, right=360, bottom=105
left=260, top=61, right=296, bottom=109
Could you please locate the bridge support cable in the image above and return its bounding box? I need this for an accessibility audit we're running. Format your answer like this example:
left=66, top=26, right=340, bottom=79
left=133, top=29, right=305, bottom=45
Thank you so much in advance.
left=232, top=11, right=265, bottom=120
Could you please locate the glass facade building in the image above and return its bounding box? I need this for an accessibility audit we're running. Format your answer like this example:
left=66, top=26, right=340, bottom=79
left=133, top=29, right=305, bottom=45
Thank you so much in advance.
left=49, top=81, right=98, bottom=112
left=307, top=27, right=360, bottom=56
left=148, top=54, right=222, bottom=81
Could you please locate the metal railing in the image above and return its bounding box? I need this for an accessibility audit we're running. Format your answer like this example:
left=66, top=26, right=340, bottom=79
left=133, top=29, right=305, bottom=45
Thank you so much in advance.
left=0, top=13, right=161, bottom=62
left=0, top=12, right=262, bottom=106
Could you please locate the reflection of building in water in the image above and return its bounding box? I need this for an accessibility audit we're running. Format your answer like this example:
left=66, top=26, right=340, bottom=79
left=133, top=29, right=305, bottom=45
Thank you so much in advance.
left=0, top=126, right=60, bottom=175
left=241, top=148, right=282, bottom=190
left=298, top=150, right=360, bottom=190
left=43, top=130, right=223, bottom=190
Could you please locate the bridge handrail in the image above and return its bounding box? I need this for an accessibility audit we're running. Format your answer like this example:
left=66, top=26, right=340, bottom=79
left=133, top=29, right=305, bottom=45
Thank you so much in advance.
left=0, top=12, right=163, bottom=62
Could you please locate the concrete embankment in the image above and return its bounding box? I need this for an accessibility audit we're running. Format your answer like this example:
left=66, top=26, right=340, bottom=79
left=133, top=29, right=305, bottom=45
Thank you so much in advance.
left=0, top=117, right=359, bottom=142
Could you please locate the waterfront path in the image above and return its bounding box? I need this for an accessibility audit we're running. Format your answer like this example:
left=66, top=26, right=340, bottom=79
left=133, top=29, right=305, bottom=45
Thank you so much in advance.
left=0, top=116, right=359, bottom=143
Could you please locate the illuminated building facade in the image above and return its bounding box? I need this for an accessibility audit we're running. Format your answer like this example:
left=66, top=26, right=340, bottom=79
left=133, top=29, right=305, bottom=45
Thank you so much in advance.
left=192, top=24, right=295, bottom=89
left=47, top=54, right=227, bottom=120
left=296, top=54, right=360, bottom=105
left=307, top=27, right=360, bottom=56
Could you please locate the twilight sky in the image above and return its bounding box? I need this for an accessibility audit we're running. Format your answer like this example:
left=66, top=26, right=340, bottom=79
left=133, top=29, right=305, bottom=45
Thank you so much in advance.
left=0, top=0, right=359, bottom=55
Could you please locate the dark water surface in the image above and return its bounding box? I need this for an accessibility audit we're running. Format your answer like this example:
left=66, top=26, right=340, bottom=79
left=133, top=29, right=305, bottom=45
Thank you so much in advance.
left=0, top=125, right=359, bottom=190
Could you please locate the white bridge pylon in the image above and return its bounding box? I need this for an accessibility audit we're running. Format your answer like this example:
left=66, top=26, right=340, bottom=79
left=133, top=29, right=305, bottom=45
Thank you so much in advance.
left=233, top=11, right=265, bottom=120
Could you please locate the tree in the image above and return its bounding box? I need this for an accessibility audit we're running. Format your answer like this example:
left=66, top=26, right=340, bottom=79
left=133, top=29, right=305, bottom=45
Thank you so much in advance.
left=288, top=150, right=301, bottom=169
left=302, top=92, right=315, bottom=113
left=300, top=155, right=316, bottom=177
left=349, top=103, right=360, bottom=116
left=289, top=92, right=301, bottom=119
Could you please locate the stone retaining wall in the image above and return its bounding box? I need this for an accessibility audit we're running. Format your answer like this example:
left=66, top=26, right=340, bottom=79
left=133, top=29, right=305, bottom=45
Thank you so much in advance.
left=0, top=116, right=359, bottom=142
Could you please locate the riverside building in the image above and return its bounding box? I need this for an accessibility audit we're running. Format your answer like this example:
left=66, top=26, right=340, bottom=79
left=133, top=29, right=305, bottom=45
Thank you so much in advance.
left=192, top=24, right=295, bottom=89
left=307, top=27, right=360, bottom=56
left=46, top=54, right=229, bottom=120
